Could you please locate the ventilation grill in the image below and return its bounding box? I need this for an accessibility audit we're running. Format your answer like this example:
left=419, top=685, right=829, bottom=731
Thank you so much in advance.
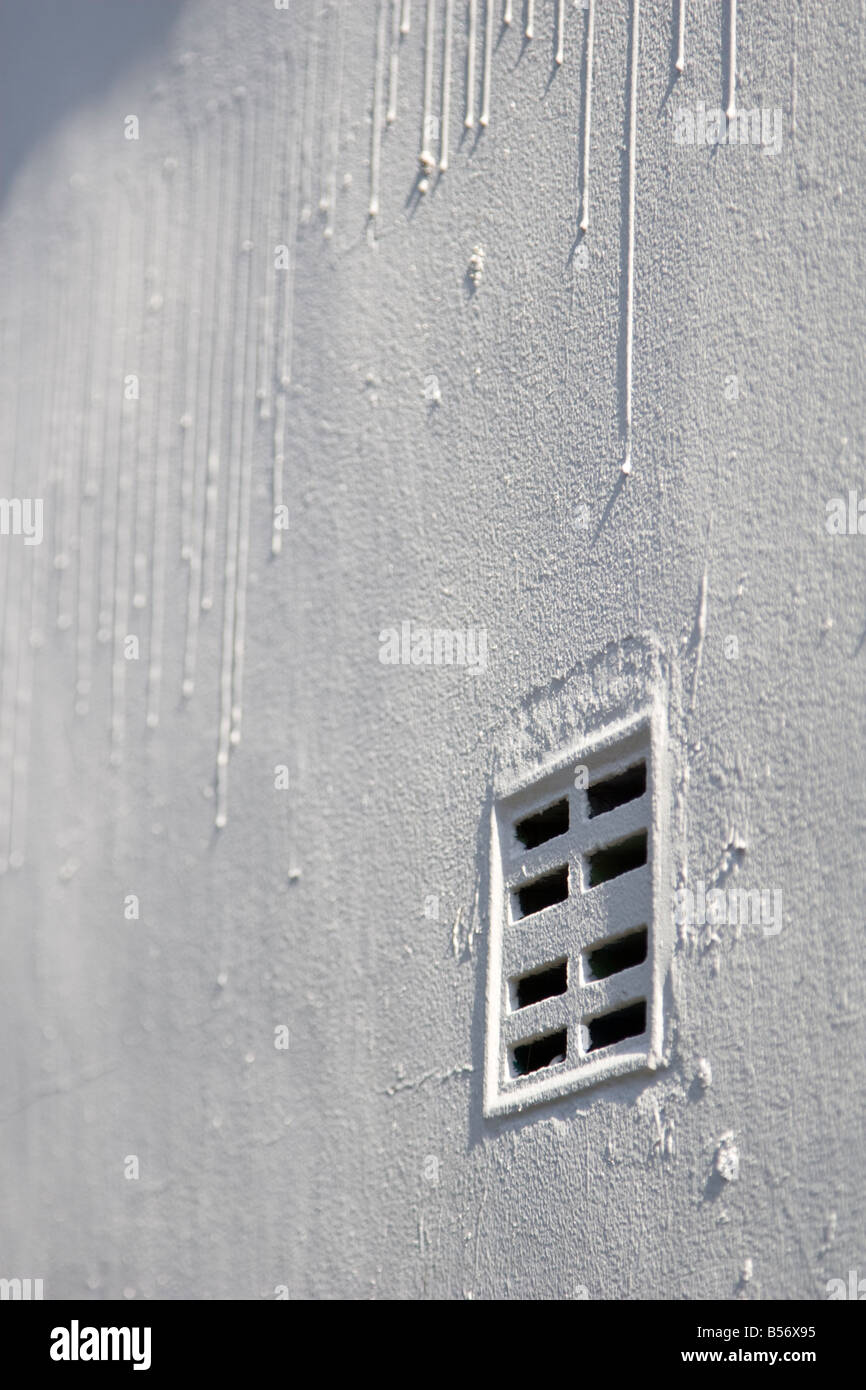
left=484, top=709, right=667, bottom=1116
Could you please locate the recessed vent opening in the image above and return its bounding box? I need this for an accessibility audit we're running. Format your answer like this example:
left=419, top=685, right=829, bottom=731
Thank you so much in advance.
left=587, top=762, right=646, bottom=817
left=511, top=959, right=568, bottom=1010
left=486, top=706, right=664, bottom=1115
left=514, top=798, right=569, bottom=849
left=587, top=831, right=647, bottom=888
left=511, top=1029, right=568, bottom=1076
left=513, top=864, right=569, bottom=920
left=584, top=1000, right=646, bottom=1053
left=585, top=927, right=648, bottom=980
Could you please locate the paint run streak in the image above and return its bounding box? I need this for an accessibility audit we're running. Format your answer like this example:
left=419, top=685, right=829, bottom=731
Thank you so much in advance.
left=75, top=210, right=107, bottom=717
left=579, top=0, right=595, bottom=232
left=146, top=158, right=179, bottom=731
left=726, top=0, right=737, bottom=118
left=322, top=0, right=345, bottom=238
left=420, top=0, right=436, bottom=170
left=0, top=310, right=24, bottom=870
left=480, top=0, right=494, bottom=126
left=42, top=271, right=65, bottom=571
left=257, top=67, right=282, bottom=421
left=400, top=0, right=411, bottom=35
left=525, top=0, right=534, bottom=41
left=216, top=98, right=258, bottom=830
left=272, top=54, right=303, bottom=557
left=50, top=257, right=74, bottom=629
left=183, top=107, right=223, bottom=696
left=317, top=3, right=335, bottom=216
left=97, top=201, right=128, bottom=646
left=676, top=0, right=685, bottom=73
left=67, top=219, right=97, bottom=669
left=110, top=193, right=143, bottom=767
left=300, top=23, right=318, bottom=224
left=369, top=0, right=388, bottom=218
left=503, top=0, right=512, bottom=25
left=622, top=0, right=640, bottom=476
left=555, top=0, right=564, bottom=67
left=465, top=0, right=477, bottom=129
left=10, top=523, right=38, bottom=868
left=11, top=287, right=53, bottom=865
left=387, top=0, right=401, bottom=124
left=180, top=121, right=203, bottom=554
left=201, top=102, right=242, bottom=617
left=132, top=168, right=163, bottom=617
left=229, top=114, right=262, bottom=757
left=690, top=563, right=709, bottom=712
left=439, top=0, right=454, bottom=169
left=790, top=14, right=798, bottom=138
left=56, top=222, right=91, bottom=636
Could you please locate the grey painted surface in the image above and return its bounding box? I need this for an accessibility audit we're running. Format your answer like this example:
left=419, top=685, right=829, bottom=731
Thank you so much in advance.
left=0, top=0, right=863, bottom=1299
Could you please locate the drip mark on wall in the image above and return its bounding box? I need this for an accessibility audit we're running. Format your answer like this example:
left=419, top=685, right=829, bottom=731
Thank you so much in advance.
left=50, top=255, right=74, bottom=625
left=323, top=0, right=345, bottom=238
left=273, top=52, right=303, bottom=556
left=300, top=21, right=318, bottom=224
left=480, top=0, right=494, bottom=126
left=216, top=96, right=258, bottom=829
left=317, top=2, right=337, bottom=219
left=9, top=282, right=53, bottom=866
left=97, top=198, right=128, bottom=647
left=387, top=0, right=401, bottom=124
left=66, top=213, right=98, bottom=648
left=179, top=120, right=202, bottom=555
left=231, top=101, right=262, bottom=759
left=676, top=0, right=685, bottom=73
left=0, top=311, right=25, bottom=871
left=622, top=0, right=640, bottom=477
left=465, top=0, right=477, bottom=129
left=690, top=561, right=709, bottom=713
left=110, top=192, right=143, bottom=767
left=75, top=210, right=107, bottom=718
left=440, top=0, right=454, bottom=169
left=132, top=166, right=162, bottom=617
left=146, top=157, right=179, bottom=731
left=202, top=101, right=243, bottom=618
left=579, top=0, right=595, bottom=232
left=726, top=0, right=737, bottom=118
left=790, top=30, right=797, bottom=139
left=183, top=106, right=223, bottom=696
left=257, top=67, right=282, bottom=420
left=420, top=0, right=437, bottom=172
left=369, top=0, right=388, bottom=219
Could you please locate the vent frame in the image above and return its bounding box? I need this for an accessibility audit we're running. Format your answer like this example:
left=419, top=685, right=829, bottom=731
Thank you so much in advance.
left=483, top=704, right=670, bottom=1118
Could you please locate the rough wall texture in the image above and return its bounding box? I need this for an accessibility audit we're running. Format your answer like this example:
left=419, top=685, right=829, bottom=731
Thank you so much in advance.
left=0, top=0, right=863, bottom=1299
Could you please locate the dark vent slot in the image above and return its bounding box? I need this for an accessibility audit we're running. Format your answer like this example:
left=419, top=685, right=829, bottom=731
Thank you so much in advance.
left=514, top=798, right=569, bottom=849
left=585, top=1000, right=646, bottom=1052
left=513, top=865, right=569, bottom=919
left=587, top=762, right=646, bottom=817
left=512, top=959, right=568, bottom=1010
left=511, top=1029, right=568, bottom=1076
left=585, top=927, right=648, bottom=980
left=587, top=831, right=647, bottom=888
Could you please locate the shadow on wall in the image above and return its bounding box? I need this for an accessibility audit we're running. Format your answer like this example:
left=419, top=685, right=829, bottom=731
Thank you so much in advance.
left=0, top=0, right=185, bottom=208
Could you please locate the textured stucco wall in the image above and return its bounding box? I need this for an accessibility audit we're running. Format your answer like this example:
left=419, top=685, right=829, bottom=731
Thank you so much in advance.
left=0, top=0, right=864, bottom=1299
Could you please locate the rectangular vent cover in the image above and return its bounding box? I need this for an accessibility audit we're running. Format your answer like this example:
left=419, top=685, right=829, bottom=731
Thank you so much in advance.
left=484, top=706, right=668, bottom=1117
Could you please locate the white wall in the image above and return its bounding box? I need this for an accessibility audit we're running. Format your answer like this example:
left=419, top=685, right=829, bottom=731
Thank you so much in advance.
left=0, top=0, right=863, bottom=1299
